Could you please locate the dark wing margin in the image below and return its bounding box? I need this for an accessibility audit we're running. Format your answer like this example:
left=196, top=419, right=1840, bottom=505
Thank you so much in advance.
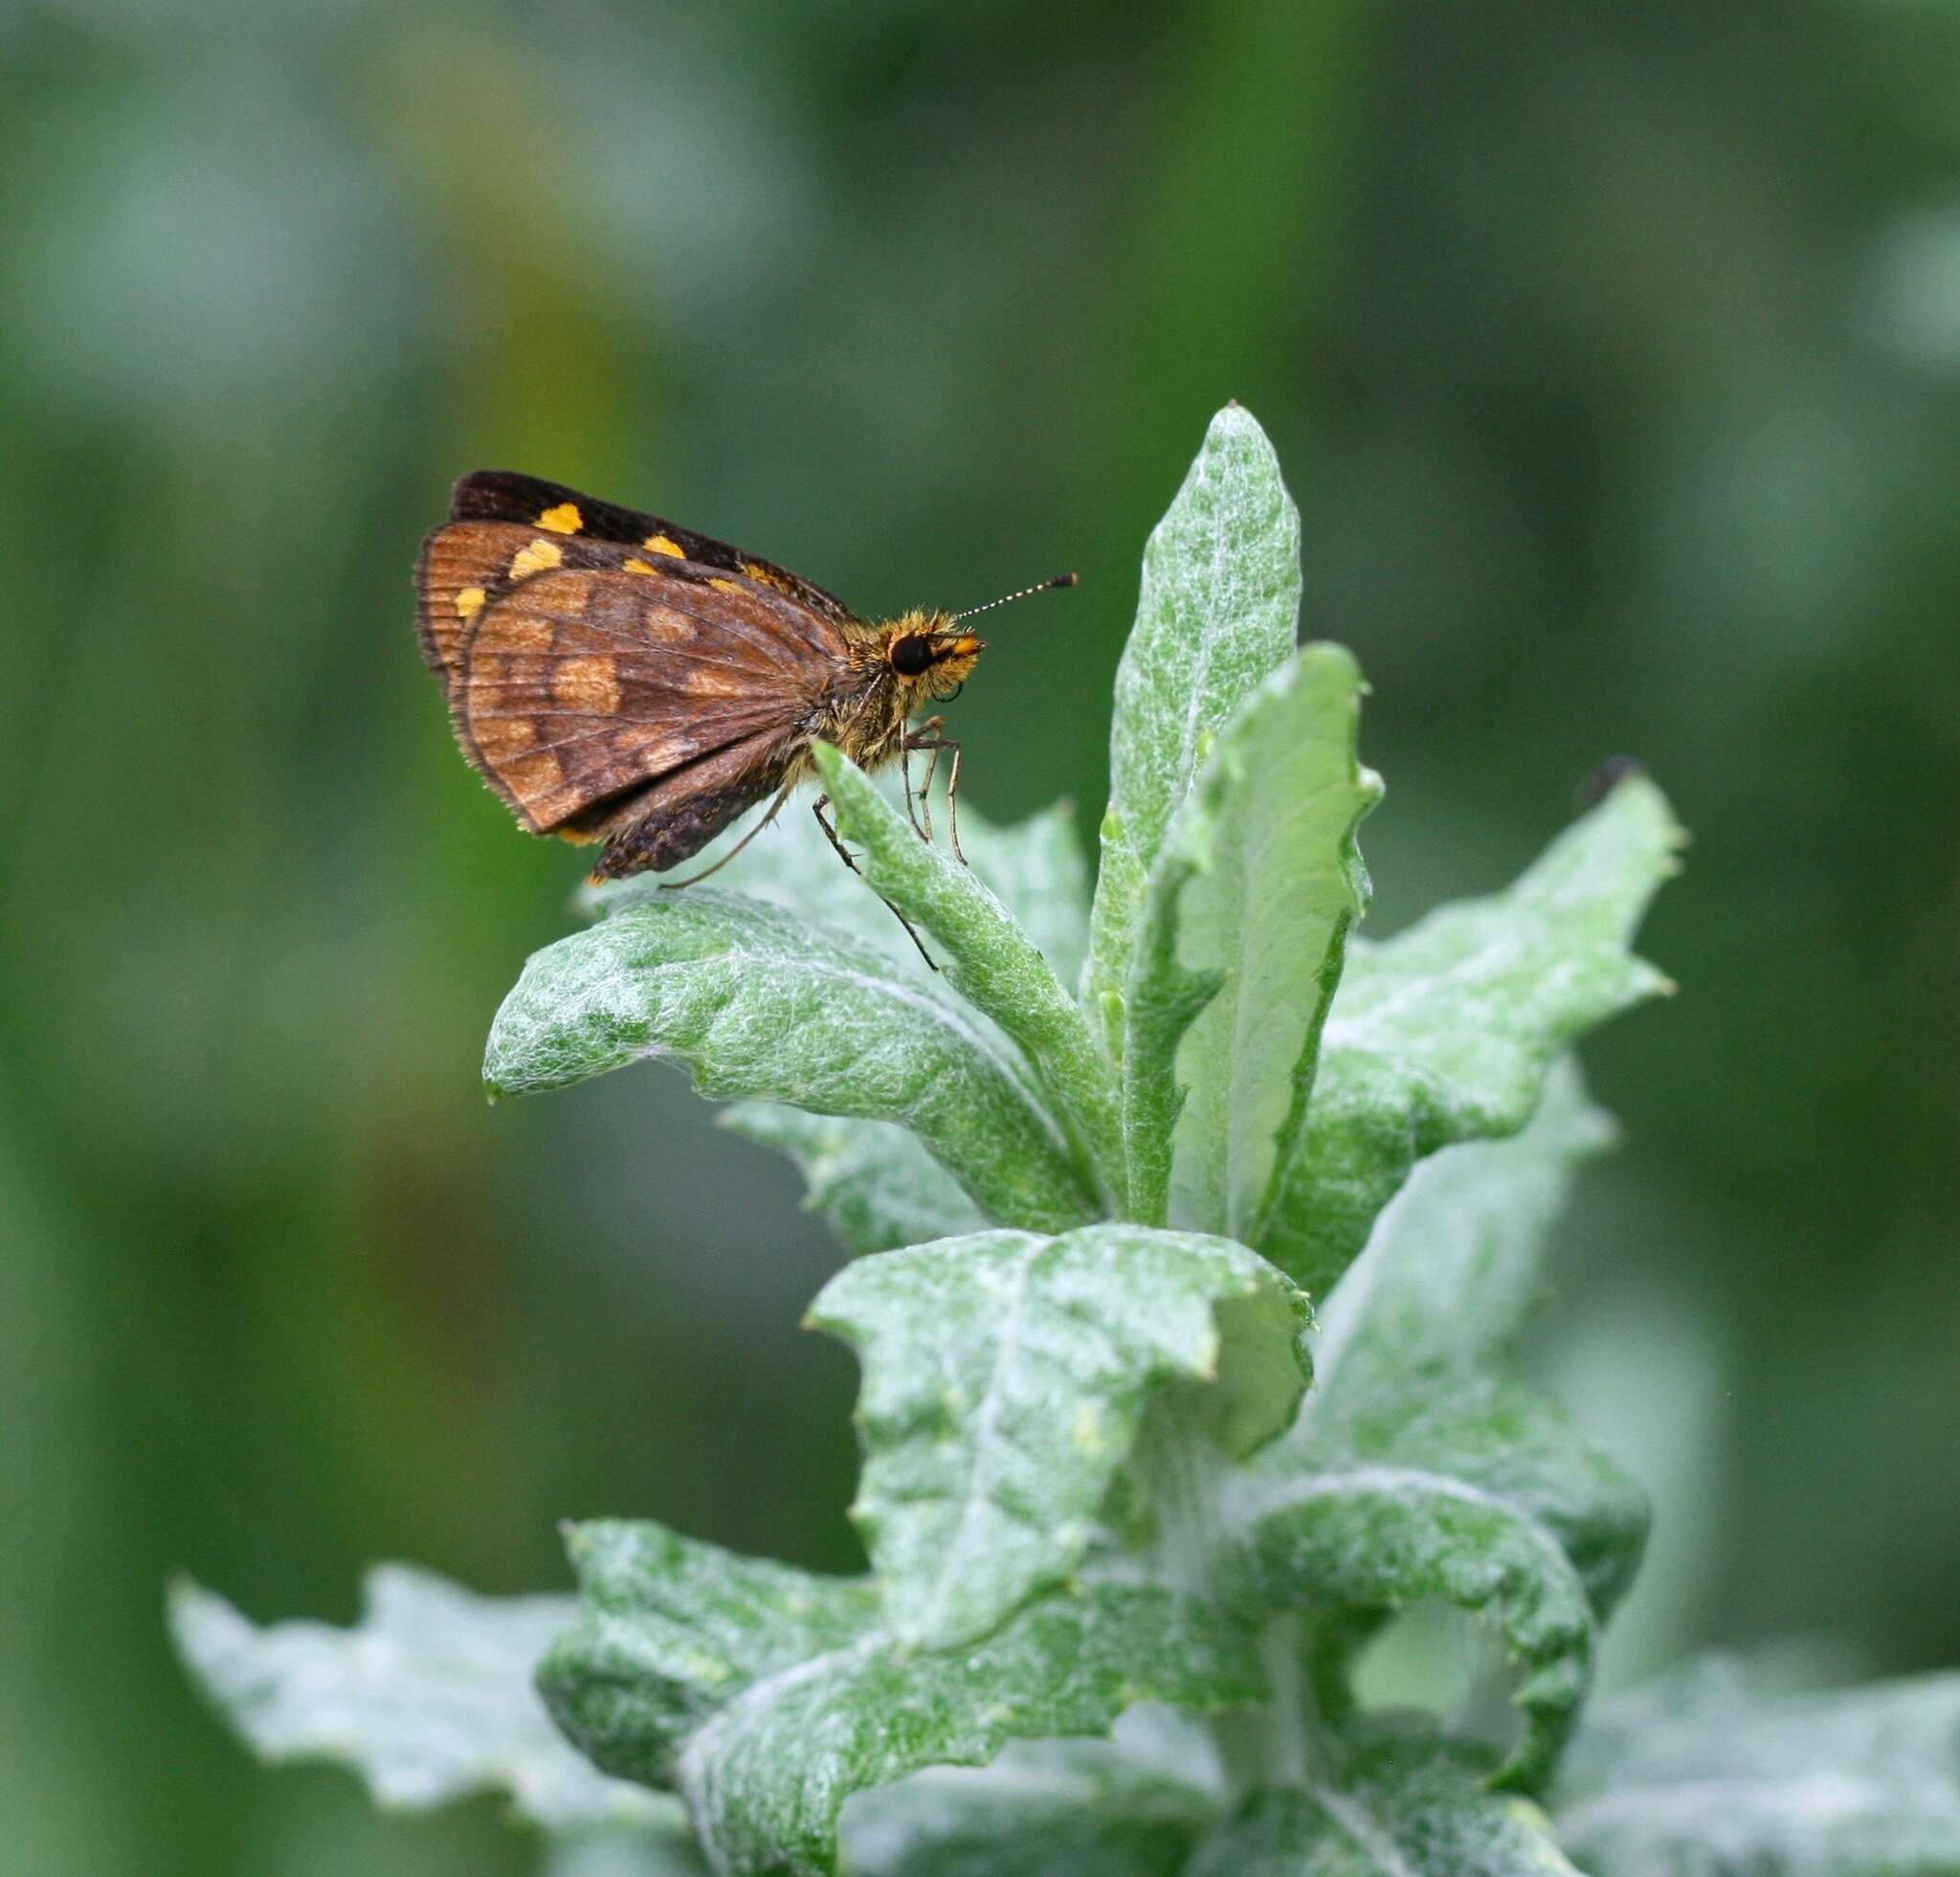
left=447, top=470, right=862, bottom=632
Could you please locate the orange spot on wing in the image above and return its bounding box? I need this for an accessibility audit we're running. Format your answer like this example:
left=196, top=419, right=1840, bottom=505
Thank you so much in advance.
left=510, top=539, right=564, bottom=580
left=473, top=715, right=537, bottom=757
left=551, top=656, right=623, bottom=713
left=644, top=534, right=685, bottom=557
left=624, top=558, right=657, bottom=574
left=641, top=606, right=696, bottom=643
left=454, top=586, right=486, bottom=620
left=709, top=577, right=743, bottom=592
left=501, top=749, right=566, bottom=799
left=537, top=502, right=583, bottom=534
left=494, top=613, right=554, bottom=652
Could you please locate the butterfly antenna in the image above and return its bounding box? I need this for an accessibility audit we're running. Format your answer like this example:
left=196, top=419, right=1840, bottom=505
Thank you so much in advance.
left=951, top=571, right=1079, bottom=621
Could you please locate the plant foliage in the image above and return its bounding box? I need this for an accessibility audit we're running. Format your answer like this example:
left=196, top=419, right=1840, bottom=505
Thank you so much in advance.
left=176, top=409, right=1960, bottom=1876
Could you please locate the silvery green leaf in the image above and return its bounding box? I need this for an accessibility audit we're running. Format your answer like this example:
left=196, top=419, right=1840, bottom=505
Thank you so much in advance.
left=1263, top=1067, right=1648, bottom=1617
left=1227, top=1064, right=1647, bottom=1793
left=1555, top=1657, right=1960, bottom=1875
left=1260, top=772, right=1682, bottom=1296
left=593, top=781, right=1090, bottom=1256
left=1312, top=1061, right=1615, bottom=1402
left=580, top=797, right=911, bottom=963
left=1084, top=405, right=1303, bottom=1056
left=717, top=1104, right=986, bottom=1258
left=809, top=1224, right=1310, bottom=1647
left=541, top=1521, right=1265, bottom=1877
left=583, top=782, right=1090, bottom=990
left=484, top=891, right=1096, bottom=1234
left=1227, top=1406, right=1601, bottom=1794
left=1244, top=1364, right=1647, bottom=1635
left=841, top=1742, right=1215, bottom=1877
left=680, top=1585, right=1258, bottom=1877
left=813, top=744, right=1125, bottom=1211
left=1342, top=1377, right=1648, bottom=1627
left=1185, top=1723, right=1580, bottom=1875
left=955, top=797, right=1095, bottom=996
left=1121, top=644, right=1379, bottom=1234
left=168, top=1567, right=679, bottom=1836
left=538, top=1522, right=878, bottom=1791
left=936, top=791, right=1097, bottom=998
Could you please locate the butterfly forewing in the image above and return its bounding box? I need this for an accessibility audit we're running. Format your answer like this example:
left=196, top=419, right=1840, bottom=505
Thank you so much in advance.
left=451, top=560, right=840, bottom=845
left=416, top=520, right=651, bottom=695
left=448, top=470, right=861, bottom=632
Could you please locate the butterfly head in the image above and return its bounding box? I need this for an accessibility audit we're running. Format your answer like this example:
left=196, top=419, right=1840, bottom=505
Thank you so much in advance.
left=884, top=614, right=986, bottom=701
left=880, top=570, right=1077, bottom=702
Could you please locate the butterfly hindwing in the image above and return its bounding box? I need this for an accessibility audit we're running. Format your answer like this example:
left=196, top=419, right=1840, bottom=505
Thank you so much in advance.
left=448, top=470, right=861, bottom=633
left=575, top=726, right=799, bottom=877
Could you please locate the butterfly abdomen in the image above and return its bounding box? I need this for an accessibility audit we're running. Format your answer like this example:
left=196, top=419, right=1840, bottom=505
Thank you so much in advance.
left=582, top=734, right=800, bottom=880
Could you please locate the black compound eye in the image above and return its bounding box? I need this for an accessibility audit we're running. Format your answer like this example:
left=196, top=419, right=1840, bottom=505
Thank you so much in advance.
left=890, top=635, right=936, bottom=676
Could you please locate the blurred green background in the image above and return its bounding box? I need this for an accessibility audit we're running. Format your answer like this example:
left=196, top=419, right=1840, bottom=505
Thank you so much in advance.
left=3, top=0, right=1958, bottom=1869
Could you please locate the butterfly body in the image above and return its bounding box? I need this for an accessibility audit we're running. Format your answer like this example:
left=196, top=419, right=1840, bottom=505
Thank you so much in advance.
left=415, top=472, right=985, bottom=882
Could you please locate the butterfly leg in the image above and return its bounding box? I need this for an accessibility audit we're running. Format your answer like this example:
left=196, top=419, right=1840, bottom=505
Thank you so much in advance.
left=905, top=716, right=946, bottom=845
left=811, top=793, right=860, bottom=873
left=899, top=740, right=927, bottom=840
left=813, top=796, right=939, bottom=972
left=903, top=725, right=965, bottom=864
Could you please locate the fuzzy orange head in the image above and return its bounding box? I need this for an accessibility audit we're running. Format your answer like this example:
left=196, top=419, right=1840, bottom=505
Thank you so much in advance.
left=885, top=614, right=986, bottom=701
left=879, top=570, right=1077, bottom=704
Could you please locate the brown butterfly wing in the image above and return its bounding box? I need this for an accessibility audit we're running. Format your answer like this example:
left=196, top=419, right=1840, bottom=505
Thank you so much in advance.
left=573, top=725, right=803, bottom=880
left=448, top=558, right=845, bottom=869
left=416, top=520, right=654, bottom=697
left=447, top=470, right=862, bottom=634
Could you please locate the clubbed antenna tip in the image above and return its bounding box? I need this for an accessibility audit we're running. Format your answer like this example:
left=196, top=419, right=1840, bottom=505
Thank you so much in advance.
left=952, top=571, right=1080, bottom=621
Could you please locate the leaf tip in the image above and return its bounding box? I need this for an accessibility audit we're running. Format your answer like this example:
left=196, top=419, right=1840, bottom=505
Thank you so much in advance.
left=166, top=1576, right=249, bottom=1687
left=166, top=1577, right=227, bottom=1665
left=1570, top=754, right=1648, bottom=812
left=1208, top=398, right=1260, bottom=433
left=810, top=738, right=848, bottom=786
left=557, top=1518, right=599, bottom=1575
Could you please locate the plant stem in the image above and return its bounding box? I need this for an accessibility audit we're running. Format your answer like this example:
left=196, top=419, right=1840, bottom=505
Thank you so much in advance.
left=1135, top=1397, right=1316, bottom=1795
